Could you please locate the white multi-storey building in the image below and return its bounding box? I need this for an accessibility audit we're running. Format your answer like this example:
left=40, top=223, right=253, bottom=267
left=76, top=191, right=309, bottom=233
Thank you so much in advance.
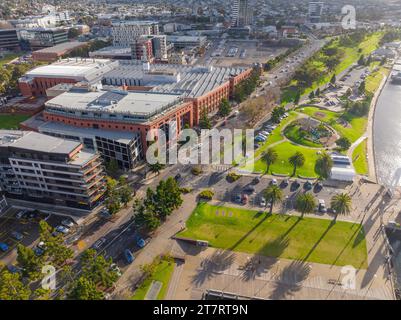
left=111, top=21, right=159, bottom=47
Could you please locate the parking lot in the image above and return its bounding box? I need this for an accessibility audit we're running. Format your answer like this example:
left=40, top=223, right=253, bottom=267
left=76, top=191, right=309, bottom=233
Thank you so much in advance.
left=0, top=207, right=74, bottom=267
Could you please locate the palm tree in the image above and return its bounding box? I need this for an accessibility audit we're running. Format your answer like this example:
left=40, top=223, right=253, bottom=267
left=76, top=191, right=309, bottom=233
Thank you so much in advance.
left=316, top=152, right=333, bottom=180
left=295, top=193, right=316, bottom=218
left=330, top=193, right=352, bottom=222
left=289, top=151, right=305, bottom=176
left=148, top=162, right=164, bottom=176
left=264, top=185, right=283, bottom=214
left=262, top=148, right=278, bottom=174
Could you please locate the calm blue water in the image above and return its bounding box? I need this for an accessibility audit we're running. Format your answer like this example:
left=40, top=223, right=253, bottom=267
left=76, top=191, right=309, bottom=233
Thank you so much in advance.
left=374, top=80, right=401, bottom=187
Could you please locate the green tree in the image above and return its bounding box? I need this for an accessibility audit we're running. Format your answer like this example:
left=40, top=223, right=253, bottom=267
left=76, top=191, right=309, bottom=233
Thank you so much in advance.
left=315, top=88, right=321, bottom=97
left=16, top=244, right=43, bottom=280
left=358, top=80, right=366, bottom=95
left=271, top=106, right=285, bottom=123
left=315, top=152, right=333, bottom=179
left=262, top=148, right=278, bottom=174
left=263, top=185, right=283, bottom=214
left=294, top=90, right=301, bottom=105
left=288, top=151, right=305, bottom=176
left=358, top=54, right=365, bottom=66
left=133, top=200, right=160, bottom=231
left=199, top=110, right=212, bottom=129
left=68, top=276, right=104, bottom=300
left=105, top=176, right=121, bottom=215
left=148, top=162, right=165, bottom=176
left=118, top=176, right=133, bottom=207
left=0, top=269, right=31, bottom=300
left=105, top=159, right=119, bottom=177
left=336, top=137, right=351, bottom=150
left=308, top=91, right=315, bottom=100
left=295, top=193, right=317, bottom=218
left=330, top=74, right=336, bottom=84
left=39, top=221, right=73, bottom=266
left=330, top=193, right=352, bottom=221
left=218, top=98, right=231, bottom=117
left=81, top=249, right=119, bottom=289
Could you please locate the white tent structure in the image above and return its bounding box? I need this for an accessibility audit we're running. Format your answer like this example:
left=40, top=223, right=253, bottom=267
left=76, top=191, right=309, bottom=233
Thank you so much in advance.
left=330, top=154, right=356, bottom=182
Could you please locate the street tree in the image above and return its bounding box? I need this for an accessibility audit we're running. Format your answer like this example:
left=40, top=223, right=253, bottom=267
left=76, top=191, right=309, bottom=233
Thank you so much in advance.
left=0, top=269, right=31, bottom=300
left=262, top=148, right=278, bottom=174
left=330, top=193, right=352, bottom=222
left=148, top=162, right=165, bottom=176
left=288, top=151, right=305, bottom=176
left=263, top=185, right=283, bottom=214
left=16, top=244, right=43, bottom=280
left=218, top=98, right=231, bottom=117
left=315, top=152, right=333, bottom=179
left=68, top=276, right=104, bottom=300
left=295, top=193, right=317, bottom=218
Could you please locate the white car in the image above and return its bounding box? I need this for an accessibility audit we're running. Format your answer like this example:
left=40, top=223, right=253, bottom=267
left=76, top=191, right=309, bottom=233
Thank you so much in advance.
left=55, top=225, right=70, bottom=234
left=260, top=197, right=266, bottom=207
left=61, top=219, right=74, bottom=228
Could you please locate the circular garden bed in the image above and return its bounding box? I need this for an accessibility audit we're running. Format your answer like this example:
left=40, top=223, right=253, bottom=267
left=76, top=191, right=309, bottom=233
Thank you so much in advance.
left=284, top=119, right=335, bottom=148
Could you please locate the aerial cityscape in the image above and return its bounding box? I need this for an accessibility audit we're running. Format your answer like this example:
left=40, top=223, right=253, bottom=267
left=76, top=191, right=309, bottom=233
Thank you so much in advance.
left=1, top=0, right=401, bottom=306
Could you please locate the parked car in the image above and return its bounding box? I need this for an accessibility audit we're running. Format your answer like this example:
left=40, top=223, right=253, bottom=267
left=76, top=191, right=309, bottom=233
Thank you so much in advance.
left=110, top=263, right=122, bottom=277
left=34, top=247, right=45, bottom=256
left=93, top=237, right=107, bottom=251
left=11, top=231, right=23, bottom=241
left=304, top=181, right=313, bottom=191
left=318, top=199, right=327, bottom=213
left=270, top=179, right=278, bottom=186
left=234, top=194, right=242, bottom=204
left=291, top=180, right=300, bottom=191
left=281, top=179, right=289, bottom=188
left=7, top=264, right=21, bottom=274
left=252, top=176, right=261, bottom=184
left=99, top=208, right=112, bottom=219
left=124, top=249, right=135, bottom=264
left=241, top=194, right=249, bottom=204
left=260, top=197, right=266, bottom=207
left=174, top=173, right=182, bottom=181
left=15, top=210, right=27, bottom=219
left=61, top=219, right=75, bottom=228
left=55, top=225, right=70, bottom=234
left=244, top=186, right=255, bottom=194
left=0, top=242, right=9, bottom=252
left=135, top=235, right=146, bottom=248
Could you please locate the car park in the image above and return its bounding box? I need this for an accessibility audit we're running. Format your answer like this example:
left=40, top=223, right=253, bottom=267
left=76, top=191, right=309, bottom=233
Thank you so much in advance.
left=11, top=231, right=24, bottom=241
left=124, top=249, right=135, bottom=264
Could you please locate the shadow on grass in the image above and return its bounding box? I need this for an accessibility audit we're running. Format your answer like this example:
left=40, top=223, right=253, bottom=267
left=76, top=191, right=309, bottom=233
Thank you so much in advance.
left=302, top=220, right=336, bottom=263
left=241, top=237, right=290, bottom=282
left=191, top=250, right=236, bottom=287
left=269, top=260, right=311, bottom=300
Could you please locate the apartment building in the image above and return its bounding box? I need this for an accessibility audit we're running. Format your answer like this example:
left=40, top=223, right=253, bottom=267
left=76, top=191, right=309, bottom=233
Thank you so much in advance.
left=111, top=21, right=159, bottom=47
left=131, top=37, right=154, bottom=62
left=0, top=29, right=20, bottom=51
left=0, top=130, right=106, bottom=210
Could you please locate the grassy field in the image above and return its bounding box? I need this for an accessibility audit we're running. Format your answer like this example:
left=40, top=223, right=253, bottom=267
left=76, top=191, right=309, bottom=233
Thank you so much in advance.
left=178, top=203, right=368, bottom=268
left=281, top=32, right=383, bottom=105
left=299, top=106, right=367, bottom=143
left=242, top=140, right=321, bottom=177
left=0, top=114, right=30, bottom=129
left=132, top=259, right=175, bottom=300
left=352, top=139, right=368, bottom=175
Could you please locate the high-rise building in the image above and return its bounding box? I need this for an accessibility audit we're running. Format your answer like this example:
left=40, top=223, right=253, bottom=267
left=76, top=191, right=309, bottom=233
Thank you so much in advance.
left=0, top=29, right=20, bottom=51
left=131, top=37, right=154, bottom=62
left=308, top=2, right=324, bottom=23
left=111, top=21, right=159, bottom=47
left=0, top=130, right=106, bottom=210
left=231, top=0, right=253, bottom=27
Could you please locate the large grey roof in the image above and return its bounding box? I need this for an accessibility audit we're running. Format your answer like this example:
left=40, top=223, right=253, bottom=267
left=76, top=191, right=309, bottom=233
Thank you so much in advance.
left=104, top=63, right=247, bottom=98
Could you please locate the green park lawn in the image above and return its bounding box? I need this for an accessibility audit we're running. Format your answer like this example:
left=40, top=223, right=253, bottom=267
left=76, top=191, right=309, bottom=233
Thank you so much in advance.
left=178, top=203, right=368, bottom=268
left=0, top=53, right=19, bottom=67
left=281, top=32, right=383, bottom=105
left=132, top=259, right=175, bottom=300
left=299, top=106, right=367, bottom=143
left=0, top=114, right=30, bottom=129
left=242, top=140, right=321, bottom=178
left=352, top=139, right=368, bottom=175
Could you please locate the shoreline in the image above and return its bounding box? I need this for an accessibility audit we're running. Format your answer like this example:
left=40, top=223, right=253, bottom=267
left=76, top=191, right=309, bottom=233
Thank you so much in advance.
left=367, top=67, right=391, bottom=184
